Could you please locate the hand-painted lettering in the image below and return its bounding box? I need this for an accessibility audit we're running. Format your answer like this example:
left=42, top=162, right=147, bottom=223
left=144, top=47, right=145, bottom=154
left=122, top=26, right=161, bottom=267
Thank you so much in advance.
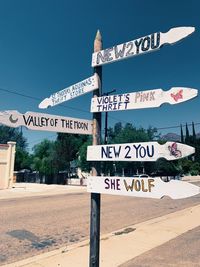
left=125, top=145, right=131, bottom=158
left=148, top=179, right=155, bottom=192
left=123, top=178, right=155, bottom=193
left=104, top=178, right=121, bottom=190
left=101, top=146, right=121, bottom=159
left=114, top=44, right=126, bottom=59
left=125, top=42, right=134, bottom=57
left=151, top=32, right=160, bottom=49
left=23, top=115, right=58, bottom=128
left=141, top=36, right=150, bottom=51
left=134, top=91, right=156, bottom=103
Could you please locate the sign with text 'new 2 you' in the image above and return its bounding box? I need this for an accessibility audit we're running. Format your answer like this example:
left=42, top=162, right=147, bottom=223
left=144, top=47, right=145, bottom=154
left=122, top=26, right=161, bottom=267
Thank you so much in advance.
left=39, top=74, right=98, bottom=109
left=92, top=26, right=195, bottom=67
left=87, top=142, right=195, bottom=161
left=87, top=176, right=200, bottom=199
left=91, top=87, right=198, bottom=112
left=0, top=110, right=92, bottom=135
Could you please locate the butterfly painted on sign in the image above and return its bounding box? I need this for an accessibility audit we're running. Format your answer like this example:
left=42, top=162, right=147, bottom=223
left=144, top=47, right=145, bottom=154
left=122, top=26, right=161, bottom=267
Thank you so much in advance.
left=168, top=142, right=182, bottom=158
left=171, top=89, right=183, bottom=102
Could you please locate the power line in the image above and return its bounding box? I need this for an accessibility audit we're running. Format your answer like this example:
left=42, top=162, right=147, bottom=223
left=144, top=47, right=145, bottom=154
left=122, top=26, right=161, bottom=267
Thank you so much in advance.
left=0, top=87, right=90, bottom=114
left=1, top=86, right=199, bottom=146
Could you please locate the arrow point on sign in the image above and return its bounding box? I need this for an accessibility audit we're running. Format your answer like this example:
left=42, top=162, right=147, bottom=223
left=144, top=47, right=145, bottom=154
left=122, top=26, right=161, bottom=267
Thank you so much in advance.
left=163, top=26, right=195, bottom=45
left=38, top=98, right=52, bottom=109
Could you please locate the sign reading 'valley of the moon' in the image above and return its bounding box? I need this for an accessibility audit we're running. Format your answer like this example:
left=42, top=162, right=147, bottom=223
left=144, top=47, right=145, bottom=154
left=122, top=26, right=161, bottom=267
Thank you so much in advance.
left=87, top=142, right=195, bottom=161
left=0, top=110, right=92, bottom=135
left=92, top=26, right=195, bottom=67
left=39, top=74, right=98, bottom=109
left=87, top=176, right=200, bottom=199
left=90, top=87, right=198, bottom=112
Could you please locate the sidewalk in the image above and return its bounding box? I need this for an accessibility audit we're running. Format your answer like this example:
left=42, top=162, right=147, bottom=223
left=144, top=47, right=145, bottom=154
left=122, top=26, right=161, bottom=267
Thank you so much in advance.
left=2, top=203, right=200, bottom=267
left=0, top=183, right=86, bottom=200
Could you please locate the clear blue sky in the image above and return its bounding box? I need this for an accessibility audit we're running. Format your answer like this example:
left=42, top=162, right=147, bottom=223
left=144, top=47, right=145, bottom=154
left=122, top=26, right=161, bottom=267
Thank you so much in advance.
left=0, top=0, right=199, bottom=151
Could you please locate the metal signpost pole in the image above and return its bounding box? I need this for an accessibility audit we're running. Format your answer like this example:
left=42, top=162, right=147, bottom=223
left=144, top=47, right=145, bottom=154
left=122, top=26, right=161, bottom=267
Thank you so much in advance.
left=89, top=30, right=102, bottom=267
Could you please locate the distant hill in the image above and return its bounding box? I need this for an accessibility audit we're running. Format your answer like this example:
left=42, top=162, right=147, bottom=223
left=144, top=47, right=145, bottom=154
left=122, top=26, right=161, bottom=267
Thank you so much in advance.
left=161, top=132, right=200, bottom=142
left=161, top=132, right=181, bottom=142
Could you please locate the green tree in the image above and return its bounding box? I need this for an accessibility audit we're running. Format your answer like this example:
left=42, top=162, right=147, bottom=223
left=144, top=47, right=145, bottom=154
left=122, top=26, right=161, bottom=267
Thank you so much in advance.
left=0, top=125, right=29, bottom=170
left=180, top=124, right=184, bottom=143
left=54, top=133, right=88, bottom=173
left=78, top=137, right=92, bottom=172
left=185, top=123, right=190, bottom=144
left=32, top=139, right=55, bottom=183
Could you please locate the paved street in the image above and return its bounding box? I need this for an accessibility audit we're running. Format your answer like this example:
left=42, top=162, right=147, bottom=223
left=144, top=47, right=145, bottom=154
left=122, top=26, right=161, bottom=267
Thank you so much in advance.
left=120, top=225, right=200, bottom=267
left=0, top=183, right=200, bottom=266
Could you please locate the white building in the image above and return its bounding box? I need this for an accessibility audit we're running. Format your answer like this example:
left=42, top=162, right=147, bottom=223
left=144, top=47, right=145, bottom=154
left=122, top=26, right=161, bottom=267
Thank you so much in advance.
left=0, top=141, right=16, bottom=189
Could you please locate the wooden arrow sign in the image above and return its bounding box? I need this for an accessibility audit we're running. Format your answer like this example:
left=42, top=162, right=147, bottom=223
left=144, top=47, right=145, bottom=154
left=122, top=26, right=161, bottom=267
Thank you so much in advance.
left=39, top=74, right=98, bottom=109
left=92, top=26, right=195, bottom=67
left=0, top=110, right=92, bottom=135
left=87, top=176, right=200, bottom=199
left=87, top=142, right=195, bottom=161
left=91, top=87, right=198, bottom=112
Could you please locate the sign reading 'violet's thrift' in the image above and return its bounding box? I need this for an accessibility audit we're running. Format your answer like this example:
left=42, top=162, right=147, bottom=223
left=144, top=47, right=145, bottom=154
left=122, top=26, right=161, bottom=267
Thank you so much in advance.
left=87, top=142, right=195, bottom=161
left=92, top=27, right=195, bottom=67
left=90, top=87, right=198, bottom=112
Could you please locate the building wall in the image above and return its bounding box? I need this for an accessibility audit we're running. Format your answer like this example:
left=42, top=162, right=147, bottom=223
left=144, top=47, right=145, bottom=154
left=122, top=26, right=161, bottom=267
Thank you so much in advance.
left=0, top=142, right=16, bottom=189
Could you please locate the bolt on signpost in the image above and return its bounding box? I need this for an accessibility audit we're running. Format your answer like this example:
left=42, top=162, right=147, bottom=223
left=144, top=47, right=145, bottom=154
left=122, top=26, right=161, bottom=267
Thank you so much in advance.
left=89, top=30, right=102, bottom=267
left=88, top=26, right=198, bottom=267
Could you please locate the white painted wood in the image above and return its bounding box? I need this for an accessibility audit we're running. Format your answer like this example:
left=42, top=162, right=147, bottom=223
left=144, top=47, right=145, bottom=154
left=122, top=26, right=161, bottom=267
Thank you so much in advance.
left=91, top=87, right=198, bottom=112
left=87, top=176, right=200, bottom=199
left=39, top=74, right=99, bottom=109
left=0, top=110, right=92, bottom=135
left=91, top=27, right=195, bottom=67
left=87, top=142, right=195, bottom=161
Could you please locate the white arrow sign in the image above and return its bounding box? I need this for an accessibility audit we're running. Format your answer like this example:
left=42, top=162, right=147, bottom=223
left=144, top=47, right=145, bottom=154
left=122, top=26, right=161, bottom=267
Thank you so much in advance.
left=39, top=74, right=98, bottom=109
left=92, top=26, right=195, bottom=67
left=87, top=142, right=195, bottom=161
left=0, top=110, right=92, bottom=135
left=91, top=87, right=198, bottom=112
left=87, top=176, right=200, bottom=199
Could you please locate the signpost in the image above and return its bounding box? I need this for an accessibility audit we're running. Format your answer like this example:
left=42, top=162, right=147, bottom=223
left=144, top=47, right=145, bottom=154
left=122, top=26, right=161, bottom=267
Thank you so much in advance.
left=1, top=25, right=194, bottom=267
left=0, top=110, right=92, bottom=135
left=89, top=30, right=102, bottom=267
left=87, top=176, right=200, bottom=199
left=92, top=26, right=195, bottom=67
left=87, top=141, right=195, bottom=161
left=38, top=74, right=99, bottom=109
left=91, top=87, right=198, bottom=112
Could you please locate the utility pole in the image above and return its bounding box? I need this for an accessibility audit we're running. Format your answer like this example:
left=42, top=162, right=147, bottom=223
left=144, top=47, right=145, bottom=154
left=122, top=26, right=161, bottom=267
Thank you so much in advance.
left=89, top=30, right=102, bottom=267
left=103, top=89, right=116, bottom=144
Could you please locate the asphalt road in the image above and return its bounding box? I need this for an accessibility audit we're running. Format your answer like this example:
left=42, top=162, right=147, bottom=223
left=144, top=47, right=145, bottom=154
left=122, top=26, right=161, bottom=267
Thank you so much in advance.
left=120, top=226, right=200, bottom=267
left=0, top=188, right=200, bottom=266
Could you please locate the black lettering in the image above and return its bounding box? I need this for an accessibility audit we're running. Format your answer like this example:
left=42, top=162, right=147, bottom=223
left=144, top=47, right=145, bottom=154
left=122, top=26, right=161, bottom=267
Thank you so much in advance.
left=96, top=51, right=106, bottom=65
left=125, top=145, right=131, bottom=159
left=151, top=32, right=160, bottom=49
left=104, top=178, right=110, bottom=189
left=113, top=146, right=121, bottom=158
left=141, top=36, right=150, bottom=51
left=114, top=43, right=126, bottom=59
left=125, top=42, right=134, bottom=57
left=139, top=146, right=146, bottom=158
left=133, top=144, right=141, bottom=158
left=147, top=145, right=154, bottom=157
left=135, top=38, right=143, bottom=54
